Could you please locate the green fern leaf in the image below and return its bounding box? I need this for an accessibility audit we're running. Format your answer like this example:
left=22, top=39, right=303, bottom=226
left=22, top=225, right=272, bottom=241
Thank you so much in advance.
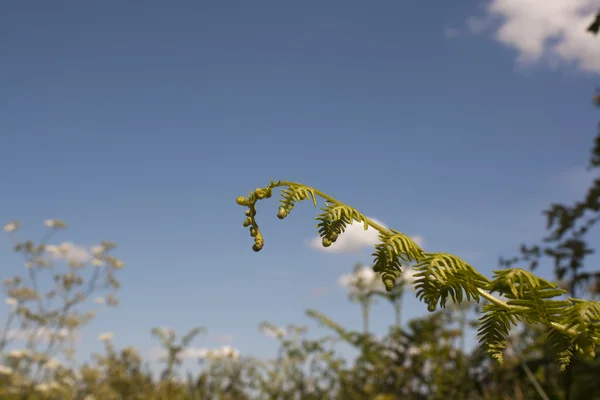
left=413, top=253, right=488, bottom=310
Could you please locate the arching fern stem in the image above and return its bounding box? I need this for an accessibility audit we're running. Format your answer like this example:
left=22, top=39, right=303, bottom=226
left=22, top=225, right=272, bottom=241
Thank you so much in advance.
left=236, top=180, right=599, bottom=369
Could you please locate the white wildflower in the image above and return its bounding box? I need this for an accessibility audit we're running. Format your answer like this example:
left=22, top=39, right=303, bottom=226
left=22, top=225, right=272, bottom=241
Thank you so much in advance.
left=195, top=349, right=209, bottom=358
left=35, top=383, right=50, bottom=392
left=44, top=219, right=66, bottom=229
left=338, top=265, right=385, bottom=296
left=0, top=365, right=12, bottom=375
left=218, top=345, right=240, bottom=359
left=98, top=332, right=113, bottom=341
left=3, top=221, right=19, bottom=233
left=91, top=246, right=104, bottom=256
left=8, top=349, right=31, bottom=359
left=406, top=347, right=422, bottom=356
left=58, top=242, right=72, bottom=254
left=43, top=358, right=61, bottom=370
left=260, top=325, right=286, bottom=339
left=156, top=327, right=175, bottom=337
left=199, top=345, right=241, bottom=360
left=45, top=245, right=62, bottom=258
left=62, top=376, right=75, bottom=387
left=91, top=258, right=105, bottom=267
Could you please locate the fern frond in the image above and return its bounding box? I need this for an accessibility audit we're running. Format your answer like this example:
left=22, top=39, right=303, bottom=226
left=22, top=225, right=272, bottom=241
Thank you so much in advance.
left=380, top=230, right=425, bottom=263
left=371, top=234, right=403, bottom=273
left=236, top=180, right=600, bottom=369
left=490, top=268, right=571, bottom=325
left=546, top=329, right=575, bottom=371
left=562, top=298, right=600, bottom=358
left=326, top=203, right=369, bottom=228
left=315, top=202, right=367, bottom=247
left=278, top=184, right=317, bottom=219
left=563, top=298, right=600, bottom=334
left=490, top=268, right=558, bottom=299
left=478, top=303, right=521, bottom=364
left=371, top=231, right=425, bottom=291
left=413, top=253, right=489, bottom=311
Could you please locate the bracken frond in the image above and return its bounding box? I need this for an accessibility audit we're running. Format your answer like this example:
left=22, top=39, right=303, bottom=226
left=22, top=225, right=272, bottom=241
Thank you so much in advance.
left=478, top=303, right=521, bottom=364
left=315, top=202, right=367, bottom=247
left=559, top=298, right=600, bottom=362
left=490, top=268, right=571, bottom=324
left=413, top=253, right=489, bottom=311
left=563, top=298, right=600, bottom=336
left=278, top=184, right=317, bottom=219
left=546, top=329, right=575, bottom=371
left=236, top=180, right=600, bottom=369
left=372, top=231, right=425, bottom=291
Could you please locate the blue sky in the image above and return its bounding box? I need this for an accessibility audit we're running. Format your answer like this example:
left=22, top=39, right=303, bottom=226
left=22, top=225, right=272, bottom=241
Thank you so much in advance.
left=2, top=0, right=600, bottom=373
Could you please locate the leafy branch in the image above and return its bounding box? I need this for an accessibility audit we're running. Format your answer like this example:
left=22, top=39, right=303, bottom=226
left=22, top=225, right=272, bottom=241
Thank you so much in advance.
left=236, top=181, right=600, bottom=370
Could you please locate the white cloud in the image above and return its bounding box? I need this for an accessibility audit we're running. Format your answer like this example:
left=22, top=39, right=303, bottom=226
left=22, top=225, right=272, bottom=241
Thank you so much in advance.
left=411, top=235, right=425, bottom=248
left=443, top=27, right=460, bottom=38
left=338, top=266, right=386, bottom=295
left=399, top=267, right=417, bottom=287
left=308, top=217, right=425, bottom=254
left=469, top=0, right=600, bottom=73
left=307, top=217, right=382, bottom=253
left=467, top=15, right=492, bottom=34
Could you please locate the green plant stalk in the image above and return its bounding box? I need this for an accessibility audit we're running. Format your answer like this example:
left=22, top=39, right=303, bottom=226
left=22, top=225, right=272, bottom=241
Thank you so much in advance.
left=394, top=294, right=402, bottom=328
left=362, top=300, right=370, bottom=335
left=458, top=306, right=466, bottom=354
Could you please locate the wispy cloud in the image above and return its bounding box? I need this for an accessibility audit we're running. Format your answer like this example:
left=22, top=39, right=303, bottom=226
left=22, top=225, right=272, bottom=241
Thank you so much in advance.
left=443, top=27, right=460, bottom=38
left=468, top=0, right=600, bottom=73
